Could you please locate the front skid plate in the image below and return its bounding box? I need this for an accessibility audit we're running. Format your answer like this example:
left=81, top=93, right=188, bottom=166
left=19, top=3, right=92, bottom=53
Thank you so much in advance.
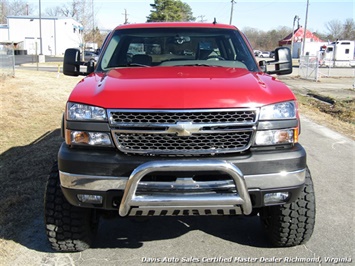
left=128, top=206, right=243, bottom=216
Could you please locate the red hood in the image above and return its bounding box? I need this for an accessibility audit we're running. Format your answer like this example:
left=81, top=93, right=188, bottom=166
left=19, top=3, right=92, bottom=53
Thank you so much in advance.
left=69, top=67, right=295, bottom=109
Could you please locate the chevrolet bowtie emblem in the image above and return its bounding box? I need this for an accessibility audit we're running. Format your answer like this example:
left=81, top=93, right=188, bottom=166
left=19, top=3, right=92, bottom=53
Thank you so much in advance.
left=167, top=122, right=201, bottom=136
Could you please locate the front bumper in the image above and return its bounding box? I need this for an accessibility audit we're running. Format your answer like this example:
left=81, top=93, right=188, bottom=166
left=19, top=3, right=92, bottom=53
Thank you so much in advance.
left=58, top=143, right=307, bottom=215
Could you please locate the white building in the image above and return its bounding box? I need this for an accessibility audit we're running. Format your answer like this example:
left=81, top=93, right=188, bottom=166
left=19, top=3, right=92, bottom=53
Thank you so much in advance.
left=1, top=16, right=83, bottom=56
left=279, top=26, right=326, bottom=58
left=0, top=24, right=9, bottom=42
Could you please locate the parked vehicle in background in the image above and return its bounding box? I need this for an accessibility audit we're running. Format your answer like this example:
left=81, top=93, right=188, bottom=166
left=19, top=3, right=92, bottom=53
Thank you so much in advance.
left=321, top=40, right=355, bottom=67
left=84, top=50, right=99, bottom=61
left=269, top=50, right=275, bottom=58
left=44, top=22, right=315, bottom=252
left=259, top=51, right=270, bottom=58
left=254, top=50, right=262, bottom=57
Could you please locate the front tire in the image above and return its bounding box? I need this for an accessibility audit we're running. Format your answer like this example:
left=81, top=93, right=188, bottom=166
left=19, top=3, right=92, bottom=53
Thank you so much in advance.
left=260, top=167, right=316, bottom=247
left=44, top=162, right=99, bottom=251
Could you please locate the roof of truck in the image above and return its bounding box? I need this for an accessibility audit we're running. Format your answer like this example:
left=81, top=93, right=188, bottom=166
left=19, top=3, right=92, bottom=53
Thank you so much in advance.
left=114, top=22, right=238, bottom=30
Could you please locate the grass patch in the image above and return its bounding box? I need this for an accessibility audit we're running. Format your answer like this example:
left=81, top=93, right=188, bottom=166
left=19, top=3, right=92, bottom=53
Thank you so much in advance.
left=295, top=93, right=354, bottom=139
left=0, top=70, right=81, bottom=245
left=296, top=93, right=355, bottom=125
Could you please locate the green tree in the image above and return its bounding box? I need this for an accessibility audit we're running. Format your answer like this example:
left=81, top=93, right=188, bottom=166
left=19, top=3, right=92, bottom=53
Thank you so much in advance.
left=147, top=0, right=195, bottom=22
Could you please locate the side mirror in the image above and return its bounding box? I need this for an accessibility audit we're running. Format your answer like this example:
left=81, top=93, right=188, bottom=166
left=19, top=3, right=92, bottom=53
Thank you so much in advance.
left=63, top=48, right=95, bottom=76
left=262, top=47, right=293, bottom=75
left=274, top=47, right=293, bottom=74
left=63, top=48, right=81, bottom=76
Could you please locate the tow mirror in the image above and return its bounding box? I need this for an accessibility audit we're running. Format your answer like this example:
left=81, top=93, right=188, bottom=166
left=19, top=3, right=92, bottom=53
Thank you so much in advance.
left=63, top=48, right=95, bottom=76
left=260, top=47, right=292, bottom=75
left=63, top=48, right=81, bottom=76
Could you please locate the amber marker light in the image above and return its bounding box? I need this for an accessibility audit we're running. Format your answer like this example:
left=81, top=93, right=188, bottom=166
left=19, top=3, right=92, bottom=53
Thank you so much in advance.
left=65, top=129, right=71, bottom=145
left=294, top=127, right=299, bottom=143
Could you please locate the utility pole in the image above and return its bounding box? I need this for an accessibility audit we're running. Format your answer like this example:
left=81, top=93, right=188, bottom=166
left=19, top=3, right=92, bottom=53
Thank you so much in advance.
left=290, top=15, right=300, bottom=59
left=123, top=9, right=129, bottom=24
left=229, top=0, right=236, bottom=25
left=302, top=0, right=309, bottom=56
left=92, top=0, right=95, bottom=44
left=38, top=0, right=44, bottom=62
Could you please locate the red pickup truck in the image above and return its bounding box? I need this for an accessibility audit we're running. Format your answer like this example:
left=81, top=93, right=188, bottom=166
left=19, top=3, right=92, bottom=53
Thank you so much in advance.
left=44, top=22, right=315, bottom=251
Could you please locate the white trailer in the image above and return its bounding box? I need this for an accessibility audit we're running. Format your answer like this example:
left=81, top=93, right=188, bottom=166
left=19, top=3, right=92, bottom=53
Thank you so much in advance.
left=322, top=40, right=355, bottom=67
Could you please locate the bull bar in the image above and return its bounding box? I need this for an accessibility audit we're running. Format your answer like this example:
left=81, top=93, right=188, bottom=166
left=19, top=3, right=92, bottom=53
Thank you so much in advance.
left=118, top=160, right=252, bottom=216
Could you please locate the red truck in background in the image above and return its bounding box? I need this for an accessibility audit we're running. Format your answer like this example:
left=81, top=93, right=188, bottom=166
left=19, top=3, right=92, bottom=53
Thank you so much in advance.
left=44, top=22, right=315, bottom=251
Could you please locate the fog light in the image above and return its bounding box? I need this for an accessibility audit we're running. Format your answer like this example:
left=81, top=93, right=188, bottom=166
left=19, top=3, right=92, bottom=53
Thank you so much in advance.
left=77, top=194, right=103, bottom=204
left=255, top=129, right=294, bottom=146
left=264, top=192, right=289, bottom=205
left=73, top=131, right=90, bottom=143
left=65, top=129, right=113, bottom=146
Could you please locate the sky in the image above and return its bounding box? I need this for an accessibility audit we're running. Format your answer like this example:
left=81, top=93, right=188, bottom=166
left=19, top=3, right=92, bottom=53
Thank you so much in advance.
left=26, top=0, right=354, bottom=34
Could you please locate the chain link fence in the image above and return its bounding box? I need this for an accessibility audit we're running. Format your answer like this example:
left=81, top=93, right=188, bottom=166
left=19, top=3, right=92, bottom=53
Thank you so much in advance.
left=299, top=54, right=355, bottom=82
left=298, top=55, right=320, bottom=81
left=0, top=43, right=15, bottom=78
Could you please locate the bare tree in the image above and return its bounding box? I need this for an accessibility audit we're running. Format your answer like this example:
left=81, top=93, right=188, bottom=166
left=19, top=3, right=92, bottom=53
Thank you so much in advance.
left=0, top=1, right=7, bottom=23
left=45, top=6, right=62, bottom=17
left=342, top=18, right=355, bottom=40
left=47, top=0, right=106, bottom=57
left=1, top=0, right=35, bottom=23
left=243, top=26, right=291, bottom=51
left=325, top=19, right=343, bottom=40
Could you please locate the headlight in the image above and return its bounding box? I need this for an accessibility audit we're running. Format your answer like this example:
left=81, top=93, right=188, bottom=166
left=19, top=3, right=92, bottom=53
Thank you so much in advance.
left=67, top=102, right=107, bottom=121
left=66, top=130, right=113, bottom=146
left=259, top=101, right=296, bottom=120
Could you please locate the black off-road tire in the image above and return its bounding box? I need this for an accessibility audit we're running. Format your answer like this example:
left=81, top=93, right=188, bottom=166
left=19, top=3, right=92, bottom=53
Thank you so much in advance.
left=260, top=167, right=315, bottom=247
left=44, top=162, right=99, bottom=252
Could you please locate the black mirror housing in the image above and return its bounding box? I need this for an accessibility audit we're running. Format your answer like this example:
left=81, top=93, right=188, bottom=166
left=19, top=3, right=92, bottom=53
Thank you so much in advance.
left=63, top=48, right=96, bottom=76
left=264, top=47, right=293, bottom=75
left=63, top=48, right=81, bottom=76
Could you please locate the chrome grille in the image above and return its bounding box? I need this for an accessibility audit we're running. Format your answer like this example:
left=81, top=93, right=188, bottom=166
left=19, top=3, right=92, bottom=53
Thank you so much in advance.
left=108, top=109, right=257, bottom=155
left=110, top=110, right=256, bottom=124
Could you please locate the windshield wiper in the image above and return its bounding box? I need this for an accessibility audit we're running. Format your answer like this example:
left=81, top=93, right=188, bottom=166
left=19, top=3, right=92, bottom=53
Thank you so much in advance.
left=128, top=63, right=151, bottom=67
left=179, top=64, right=223, bottom=67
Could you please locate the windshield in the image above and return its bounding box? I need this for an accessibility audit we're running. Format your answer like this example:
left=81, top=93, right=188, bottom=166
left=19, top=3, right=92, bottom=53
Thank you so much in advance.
left=97, top=27, right=258, bottom=72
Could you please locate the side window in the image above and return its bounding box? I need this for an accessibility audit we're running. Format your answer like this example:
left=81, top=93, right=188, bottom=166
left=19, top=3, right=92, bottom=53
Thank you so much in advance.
left=101, top=35, right=120, bottom=69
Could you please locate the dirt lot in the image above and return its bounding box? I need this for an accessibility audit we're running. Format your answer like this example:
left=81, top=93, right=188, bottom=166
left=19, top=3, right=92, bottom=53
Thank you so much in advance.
left=0, top=70, right=82, bottom=262
left=0, top=69, right=354, bottom=263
